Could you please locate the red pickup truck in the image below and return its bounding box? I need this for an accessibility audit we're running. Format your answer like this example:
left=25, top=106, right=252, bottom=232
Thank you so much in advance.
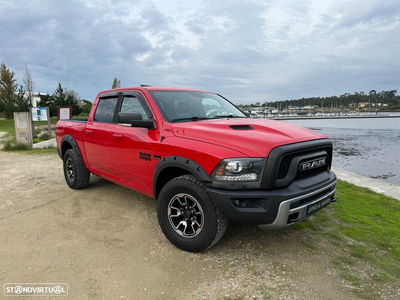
left=56, top=86, right=337, bottom=252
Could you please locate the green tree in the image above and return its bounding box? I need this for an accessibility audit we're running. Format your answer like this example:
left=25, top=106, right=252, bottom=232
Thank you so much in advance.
left=53, top=82, right=66, bottom=106
left=81, top=99, right=93, bottom=115
left=64, top=94, right=82, bottom=116
left=37, top=83, right=67, bottom=117
left=38, top=83, right=83, bottom=117
left=15, top=85, right=31, bottom=112
left=37, top=93, right=52, bottom=108
left=112, top=77, right=121, bottom=89
left=64, top=88, right=82, bottom=116
left=388, top=89, right=398, bottom=108
left=0, top=62, right=18, bottom=118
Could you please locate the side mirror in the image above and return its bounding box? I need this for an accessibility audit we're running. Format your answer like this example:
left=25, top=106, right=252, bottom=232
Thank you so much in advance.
left=118, top=112, right=155, bottom=129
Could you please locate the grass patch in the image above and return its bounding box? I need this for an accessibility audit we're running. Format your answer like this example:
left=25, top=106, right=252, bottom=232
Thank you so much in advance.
left=334, top=181, right=400, bottom=258
left=35, top=117, right=58, bottom=127
left=0, top=117, right=58, bottom=141
left=342, top=272, right=361, bottom=287
left=1, top=145, right=57, bottom=154
left=3, top=141, right=30, bottom=151
left=0, top=118, right=17, bottom=136
left=33, top=133, right=52, bottom=143
left=294, top=180, right=400, bottom=264
left=292, top=180, right=400, bottom=295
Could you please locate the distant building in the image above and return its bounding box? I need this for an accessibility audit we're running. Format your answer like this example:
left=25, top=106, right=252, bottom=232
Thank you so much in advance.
left=24, top=92, right=45, bottom=108
left=358, top=102, right=369, bottom=107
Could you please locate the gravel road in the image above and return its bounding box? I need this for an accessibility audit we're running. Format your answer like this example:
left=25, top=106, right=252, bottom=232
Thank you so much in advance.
left=0, top=151, right=395, bottom=300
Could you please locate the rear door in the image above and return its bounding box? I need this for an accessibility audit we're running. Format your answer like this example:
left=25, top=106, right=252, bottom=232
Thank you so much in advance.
left=84, top=92, right=120, bottom=175
left=111, top=91, right=158, bottom=193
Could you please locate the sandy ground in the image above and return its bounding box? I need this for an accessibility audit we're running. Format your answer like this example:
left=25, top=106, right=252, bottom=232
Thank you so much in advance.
left=0, top=131, right=9, bottom=149
left=0, top=151, right=397, bottom=300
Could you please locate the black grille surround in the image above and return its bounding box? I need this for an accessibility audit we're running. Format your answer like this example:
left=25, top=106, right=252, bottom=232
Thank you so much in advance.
left=261, top=139, right=333, bottom=189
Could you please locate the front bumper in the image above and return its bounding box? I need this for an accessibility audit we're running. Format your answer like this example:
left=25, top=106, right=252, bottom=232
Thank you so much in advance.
left=207, top=171, right=337, bottom=229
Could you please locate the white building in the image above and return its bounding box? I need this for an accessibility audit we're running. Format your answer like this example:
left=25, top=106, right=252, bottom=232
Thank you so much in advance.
left=25, top=92, right=45, bottom=108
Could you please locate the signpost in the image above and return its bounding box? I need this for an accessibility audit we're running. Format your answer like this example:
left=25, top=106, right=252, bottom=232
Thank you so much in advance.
left=31, top=107, right=48, bottom=121
left=14, top=112, right=33, bottom=148
left=30, top=107, right=52, bottom=138
left=58, top=106, right=72, bottom=120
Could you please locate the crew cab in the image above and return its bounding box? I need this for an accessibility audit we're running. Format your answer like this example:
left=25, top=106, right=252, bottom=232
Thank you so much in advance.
left=56, top=87, right=337, bottom=252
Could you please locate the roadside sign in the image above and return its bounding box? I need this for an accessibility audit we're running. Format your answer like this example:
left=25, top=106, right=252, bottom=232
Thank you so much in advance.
left=32, top=107, right=48, bottom=121
left=14, top=112, right=33, bottom=148
left=58, top=106, right=72, bottom=120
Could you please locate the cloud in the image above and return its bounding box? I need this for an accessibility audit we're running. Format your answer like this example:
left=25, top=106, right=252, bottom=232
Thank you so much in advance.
left=0, top=0, right=399, bottom=104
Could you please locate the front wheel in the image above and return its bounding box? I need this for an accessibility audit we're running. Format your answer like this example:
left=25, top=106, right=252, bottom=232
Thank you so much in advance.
left=157, top=175, right=228, bottom=252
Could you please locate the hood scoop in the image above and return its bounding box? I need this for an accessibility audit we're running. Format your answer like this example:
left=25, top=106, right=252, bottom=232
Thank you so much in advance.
left=229, top=125, right=254, bottom=130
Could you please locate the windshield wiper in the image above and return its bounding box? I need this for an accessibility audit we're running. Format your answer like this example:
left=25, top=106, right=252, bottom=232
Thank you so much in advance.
left=213, top=115, right=246, bottom=118
left=171, top=116, right=209, bottom=122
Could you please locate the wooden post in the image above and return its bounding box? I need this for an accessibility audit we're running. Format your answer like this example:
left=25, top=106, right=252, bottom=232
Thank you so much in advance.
left=46, top=107, right=52, bottom=137
left=29, top=107, right=35, bottom=140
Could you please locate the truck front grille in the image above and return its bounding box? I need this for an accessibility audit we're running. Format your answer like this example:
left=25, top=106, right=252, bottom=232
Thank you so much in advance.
left=261, top=139, right=333, bottom=189
left=277, top=155, right=294, bottom=179
left=277, top=149, right=330, bottom=182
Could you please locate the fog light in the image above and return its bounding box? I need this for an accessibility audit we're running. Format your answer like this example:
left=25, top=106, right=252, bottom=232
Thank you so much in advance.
left=233, top=199, right=241, bottom=207
left=232, top=199, right=256, bottom=208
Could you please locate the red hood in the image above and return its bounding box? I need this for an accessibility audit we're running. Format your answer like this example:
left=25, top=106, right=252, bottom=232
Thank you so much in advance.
left=170, top=118, right=326, bottom=157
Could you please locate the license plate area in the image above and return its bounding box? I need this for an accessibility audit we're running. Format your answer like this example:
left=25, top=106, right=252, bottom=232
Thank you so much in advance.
left=305, top=196, right=331, bottom=215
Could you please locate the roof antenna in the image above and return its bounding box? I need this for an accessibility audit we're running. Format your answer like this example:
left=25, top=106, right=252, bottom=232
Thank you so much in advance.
left=140, top=84, right=152, bottom=87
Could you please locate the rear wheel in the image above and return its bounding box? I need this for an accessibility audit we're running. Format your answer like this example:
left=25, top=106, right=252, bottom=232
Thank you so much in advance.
left=63, top=149, right=90, bottom=189
left=157, top=175, right=228, bottom=252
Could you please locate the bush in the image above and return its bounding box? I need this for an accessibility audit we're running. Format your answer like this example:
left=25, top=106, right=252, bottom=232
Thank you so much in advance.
left=39, top=133, right=50, bottom=141
left=3, top=141, right=30, bottom=151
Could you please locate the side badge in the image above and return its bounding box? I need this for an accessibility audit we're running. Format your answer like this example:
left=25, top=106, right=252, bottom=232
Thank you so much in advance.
left=139, top=152, right=151, bottom=161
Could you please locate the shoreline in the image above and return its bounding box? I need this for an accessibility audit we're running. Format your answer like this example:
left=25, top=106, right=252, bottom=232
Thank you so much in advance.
left=333, top=167, right=400, bottom=200
left=269, top=115, right=400, bottom=120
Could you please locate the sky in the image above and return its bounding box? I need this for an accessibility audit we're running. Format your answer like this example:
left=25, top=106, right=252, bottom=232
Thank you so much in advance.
left=1, top=0, right=399, bottom=104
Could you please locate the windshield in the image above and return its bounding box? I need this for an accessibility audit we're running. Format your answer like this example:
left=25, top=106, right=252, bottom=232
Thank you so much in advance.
left=149, top=91, right=246, bottom=122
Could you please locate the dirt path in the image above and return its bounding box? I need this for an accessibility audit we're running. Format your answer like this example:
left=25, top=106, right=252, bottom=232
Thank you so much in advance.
left=0, top=131, right=9, bottom=149
left=0, top=151, right=388, bottom=300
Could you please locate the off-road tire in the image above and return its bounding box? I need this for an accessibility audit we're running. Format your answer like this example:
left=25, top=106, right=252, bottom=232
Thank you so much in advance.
left=157, top=175, right=228, bottom=252
left=63, top=149, right=90, bottom=189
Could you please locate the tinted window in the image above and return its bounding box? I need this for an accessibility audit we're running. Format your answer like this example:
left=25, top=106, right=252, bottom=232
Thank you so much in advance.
left=94, top=97, right=118, bottom=123
left=120, top=97, right=148, bottom=119
left=150, top=91, right=246, bottom=122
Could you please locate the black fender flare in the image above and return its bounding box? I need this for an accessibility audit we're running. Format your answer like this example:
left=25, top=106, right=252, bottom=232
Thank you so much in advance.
left=60, top=135, right=87, bottom=171
left=153, top=156, right=213, bottom=200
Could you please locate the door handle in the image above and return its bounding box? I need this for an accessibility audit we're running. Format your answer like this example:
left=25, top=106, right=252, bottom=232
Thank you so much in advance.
left=85, top=130, right=93, bottom=135
left=113, top=134, right=123, bottom=140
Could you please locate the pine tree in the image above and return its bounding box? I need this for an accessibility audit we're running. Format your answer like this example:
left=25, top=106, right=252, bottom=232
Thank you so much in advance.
left=0, top=62, right=18, bottom=118
left=54, top=82, right=66, bottom=106
left=112, top=77, right=121, bottom=89
left=15, top=85, right=31, bottom=112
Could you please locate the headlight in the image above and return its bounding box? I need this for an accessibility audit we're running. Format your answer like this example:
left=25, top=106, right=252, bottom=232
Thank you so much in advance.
left=211, top=158, right=266, bottom=182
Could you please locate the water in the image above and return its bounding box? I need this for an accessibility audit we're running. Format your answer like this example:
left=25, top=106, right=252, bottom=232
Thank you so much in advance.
left=285, top=113, right=400, bottom=186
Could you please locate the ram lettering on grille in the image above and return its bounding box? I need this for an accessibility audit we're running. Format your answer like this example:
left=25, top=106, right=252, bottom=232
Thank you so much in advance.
left=299, top=158, right=327, bottom=171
